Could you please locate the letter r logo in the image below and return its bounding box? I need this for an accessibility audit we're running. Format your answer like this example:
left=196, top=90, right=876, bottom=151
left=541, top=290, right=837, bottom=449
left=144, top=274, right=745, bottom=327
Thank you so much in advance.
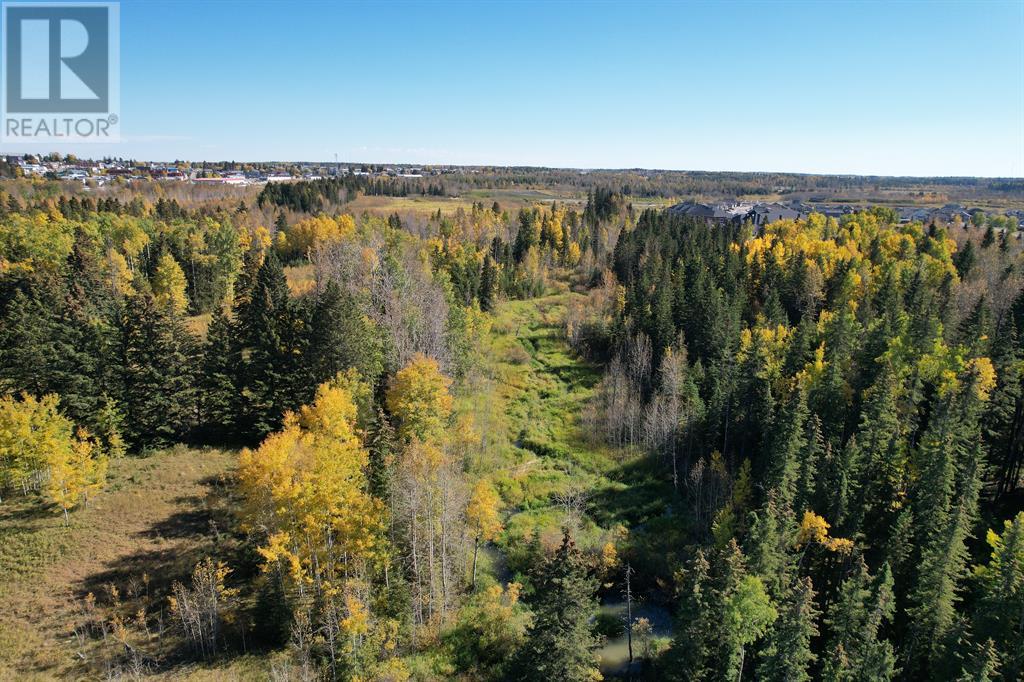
left=4, top=4, right=109, bottom=112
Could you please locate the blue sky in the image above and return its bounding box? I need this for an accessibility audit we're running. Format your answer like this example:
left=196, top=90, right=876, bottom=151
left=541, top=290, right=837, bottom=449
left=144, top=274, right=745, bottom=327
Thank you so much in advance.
left=6, top=0, right=1024, bottom=176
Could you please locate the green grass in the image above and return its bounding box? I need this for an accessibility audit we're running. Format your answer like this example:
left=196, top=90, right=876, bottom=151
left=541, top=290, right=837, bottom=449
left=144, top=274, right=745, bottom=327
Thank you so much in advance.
left=459, top=287, right=677, bottom=569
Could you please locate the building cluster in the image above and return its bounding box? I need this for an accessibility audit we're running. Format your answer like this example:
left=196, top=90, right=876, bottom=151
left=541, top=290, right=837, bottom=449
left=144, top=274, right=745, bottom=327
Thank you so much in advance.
left=668, top=200, right=1024, bottom=231
left=5, top=155, right=456, bottom=187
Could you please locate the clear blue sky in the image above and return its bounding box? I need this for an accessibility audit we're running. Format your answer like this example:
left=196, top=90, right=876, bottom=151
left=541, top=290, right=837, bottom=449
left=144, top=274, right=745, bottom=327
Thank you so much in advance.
left=7, top=0, right=1024, bottom=176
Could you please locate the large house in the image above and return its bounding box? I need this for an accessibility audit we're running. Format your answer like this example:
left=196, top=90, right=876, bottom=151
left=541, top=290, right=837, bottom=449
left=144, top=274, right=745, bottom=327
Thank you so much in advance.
left=667, top=200, right=807, bottom=228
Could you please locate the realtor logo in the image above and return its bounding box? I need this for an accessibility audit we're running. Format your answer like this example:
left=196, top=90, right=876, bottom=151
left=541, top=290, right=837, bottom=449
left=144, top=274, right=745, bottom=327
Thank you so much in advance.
left=2, top=1, right=119, bottom=141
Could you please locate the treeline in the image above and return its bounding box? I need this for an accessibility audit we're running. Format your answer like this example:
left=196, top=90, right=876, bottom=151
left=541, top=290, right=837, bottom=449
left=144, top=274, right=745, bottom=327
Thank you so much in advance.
left=396, top=167, right=1021, bottom=204
left=257, top=175, right=448, bottom=213
left=0, top=200, right=486, bottom=453
left=572, top=207, right=1024, bottom=679
left=429, top=194, right=632, bottom=311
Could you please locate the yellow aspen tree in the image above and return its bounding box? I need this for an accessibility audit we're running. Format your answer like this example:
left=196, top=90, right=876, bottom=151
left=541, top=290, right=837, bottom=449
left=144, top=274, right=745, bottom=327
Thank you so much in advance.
left=151, top=252, right=189, bottom=314
left=0, top=393, right=106, bottom=520
left=0, top=393, right=57, bottom=497
left=385, top=354, right=454, bottom=443
left=106, top=248, right=135, bottom=297
left=466, top=479, right=503, bottom=590
left=46, top=431, right=107, bottom=524
left=237, top=375, right=387, bottom=672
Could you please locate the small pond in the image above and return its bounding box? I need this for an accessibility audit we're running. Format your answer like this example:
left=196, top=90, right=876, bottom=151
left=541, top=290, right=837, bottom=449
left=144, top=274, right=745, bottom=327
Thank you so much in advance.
left=596, top=598, right=673, bottom=678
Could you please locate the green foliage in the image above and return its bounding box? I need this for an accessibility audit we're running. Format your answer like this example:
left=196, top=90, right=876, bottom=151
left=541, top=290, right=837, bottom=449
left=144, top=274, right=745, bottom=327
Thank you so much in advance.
left=515, top=531, right=601, bottom=682
left=970, top=512, right=1024, bottom=678
left=119, top=293, right=198, bottom=450
left=757, top=576, right=819, bottom=682
left=723, top=574, right=777, bottom=679
left=822, top=560, right=897, bottom=681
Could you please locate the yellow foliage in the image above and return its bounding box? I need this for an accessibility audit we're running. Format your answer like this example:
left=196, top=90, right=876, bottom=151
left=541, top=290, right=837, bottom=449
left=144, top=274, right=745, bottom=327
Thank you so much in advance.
left=467, top=479, right=503, bottom=542
left=567, top=241, right=582, bottom=266
left=966, top=357, right=996, bottom=401
left=285, top=214, right=356, bottom=257
left=386, top=354, right=454, bottom=443
left=106, top=249, right=135, bottom=297
left=237, top=378, right=385, bottom=589
left=600, top=542, right=619, bottom=572
left=0, top=393, right=106, bottom=518
left=151, top=252, right=189, bottom=314
left=797, top=511, right=854, bottom=554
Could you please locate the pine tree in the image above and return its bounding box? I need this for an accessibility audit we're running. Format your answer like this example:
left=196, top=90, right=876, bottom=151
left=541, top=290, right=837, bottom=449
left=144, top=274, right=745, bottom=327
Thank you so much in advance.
left=822, top=560, right=897, bottom=681
left=119, top=293, right=197, bottom=449
left=757, top=576, right=819, bottom=682
left=199, top=307, right=236, bottom=441
left=232, top=250, right=293, bottom=441
left=516, top=530, right=601, bottom=682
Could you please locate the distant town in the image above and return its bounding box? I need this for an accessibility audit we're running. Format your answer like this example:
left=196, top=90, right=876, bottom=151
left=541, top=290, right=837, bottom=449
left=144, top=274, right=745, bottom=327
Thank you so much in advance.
left=5, top=154, right=454, bottom=185
left=4, top=153, right=1022, bottom=231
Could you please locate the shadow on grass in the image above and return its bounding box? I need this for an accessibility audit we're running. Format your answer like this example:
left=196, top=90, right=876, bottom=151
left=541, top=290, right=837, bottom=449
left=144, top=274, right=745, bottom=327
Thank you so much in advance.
left=0, top=497, right=59, bottom=525
left=587, top=457, right=674, bottom=529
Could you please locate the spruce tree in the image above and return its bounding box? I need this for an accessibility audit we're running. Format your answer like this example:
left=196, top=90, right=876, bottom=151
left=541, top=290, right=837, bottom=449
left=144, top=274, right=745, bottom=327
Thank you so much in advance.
left=307, top=280, right=383, bottom=391
left=232, top=250, right=292, bottom=441
left=199, top=307, right=236, bottom=442
left=823, top=560, right=897, bottom=681
left=757, top=576, right=819, bottom=682
left=766, top=386, right=808, bottom=511
left=516, top=530, right=601, bottom=682
left=970, top=512, right=1024, bottom=678
left=666, top=549, right=715, bottom=680
left=478, top=255, right=497, bottom=312
left=119, top=293, right=197, bottom=450
left=850, top=368, right=909, bottom=544
left=907, top=369, right=987, bottom=672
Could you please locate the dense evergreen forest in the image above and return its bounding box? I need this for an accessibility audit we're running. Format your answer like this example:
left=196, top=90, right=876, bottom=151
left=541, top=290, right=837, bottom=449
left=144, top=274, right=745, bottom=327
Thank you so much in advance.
left=0, top=178, right=1021, bottom=680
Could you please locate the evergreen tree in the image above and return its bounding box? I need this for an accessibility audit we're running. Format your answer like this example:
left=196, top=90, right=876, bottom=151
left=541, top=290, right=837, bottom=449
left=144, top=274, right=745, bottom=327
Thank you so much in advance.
left=666, top=549, right=715, bottom=680
left=516, top=530, right=601, bottom=682
left=956, top=639, right=1001, bottom=682
left=232, top=250, right=293, bottom=441
left=757, top=576, right=820, bottom=682
left=822, top=560, right=898, bottom=681
left=954, top=239, right=976, bottom=279
left=199, top=307, right=236, bottom=441
left=907, top=367, right=988, bottom=672
left=307, top=280, right=384, bottom=392
left=478, top=255, right=497, bottom=312
left=850, top=368, right=909, bottom=544
left=794, top=414, right=824, bottom=515
left=119, top=293, right=197, bottom=449
left=366, top=407, right=396, bottom=502
left=765, top=386, right=809, bottom=511
left=970, top=512, right=1024, bottom=678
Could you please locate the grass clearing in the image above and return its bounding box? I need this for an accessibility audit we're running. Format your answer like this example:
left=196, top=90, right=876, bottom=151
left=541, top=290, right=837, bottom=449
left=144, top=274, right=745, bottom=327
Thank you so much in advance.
left=0, top=446, right=240, bottom=680
left=460, top=288, right=676, bottom=564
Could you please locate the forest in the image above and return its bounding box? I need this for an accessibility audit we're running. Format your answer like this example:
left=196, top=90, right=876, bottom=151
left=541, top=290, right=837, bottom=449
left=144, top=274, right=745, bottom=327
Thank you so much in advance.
left=0, top=176, right=1022, bottom=681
